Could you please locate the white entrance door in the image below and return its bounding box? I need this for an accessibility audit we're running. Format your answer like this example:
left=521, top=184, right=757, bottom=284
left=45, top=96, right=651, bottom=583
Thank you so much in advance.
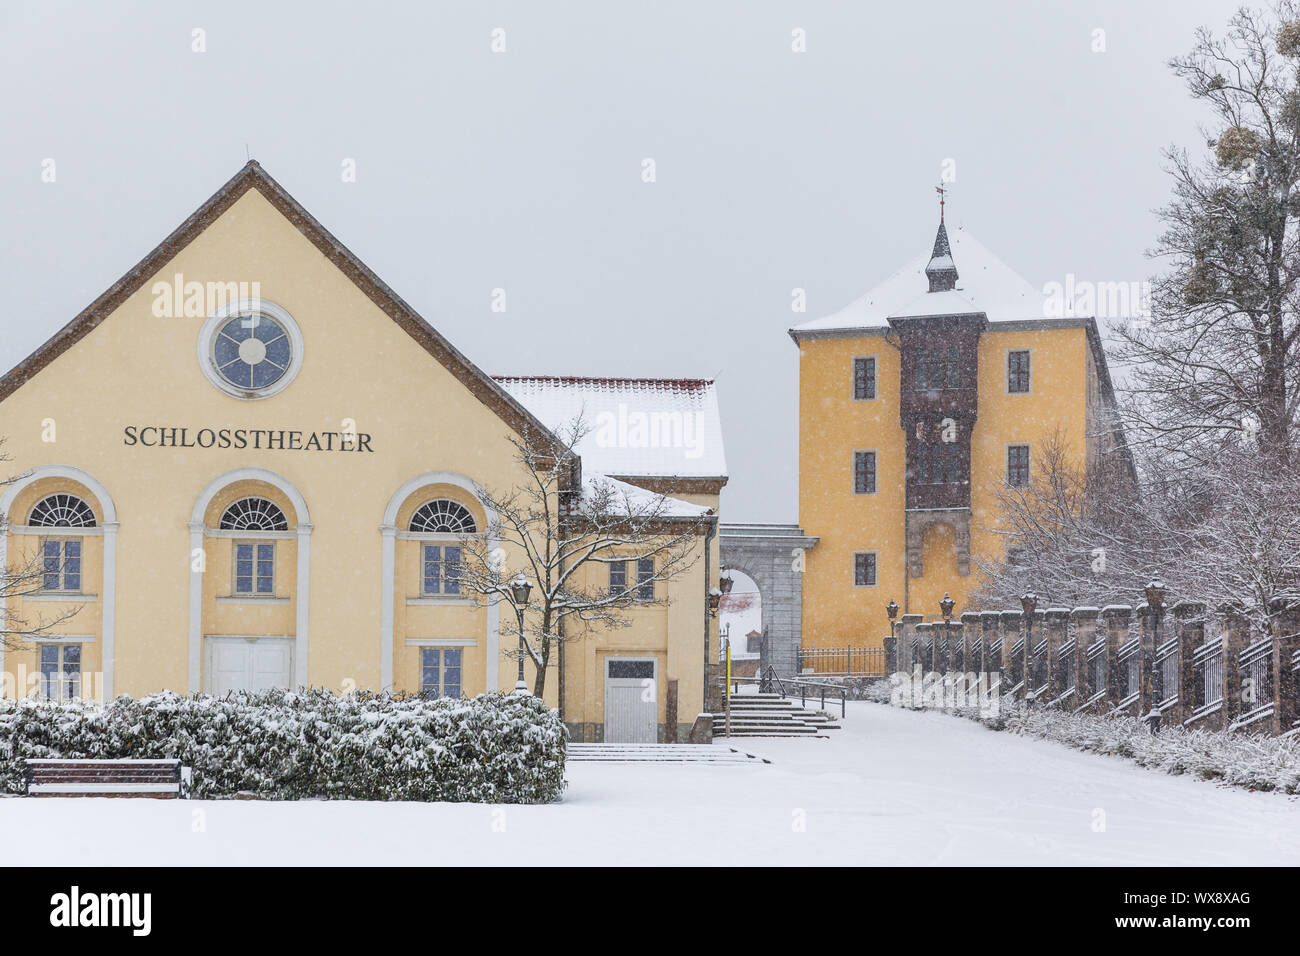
left=603, top=658, right=658, bottom=743
left=205, top=636, right=293, bottom=695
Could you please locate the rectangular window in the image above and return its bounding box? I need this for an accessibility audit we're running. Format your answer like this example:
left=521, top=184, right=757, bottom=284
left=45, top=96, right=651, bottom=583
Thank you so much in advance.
left=422, top=545, right=462, bottom=596
left=853, top=552, right=877, bottom=587
left=420, top=647, right=462, bottom=699
left=915, top=351, right=931, bottom=390
left=41, top=539, right=81, bottom=592
left=853, top=357, right=876, bottom=400
left=853, top=451, right=877, bottom=494
left=1006, top=444, right=1030, bottom=487
left=609, top=561, right=627, bottom=596
left=635, top=558, right=654, bottom=602
left=945, top=347, right=961, bottom=387
left=39, top=644, right=81, bottom=702
left=1008, top=349, right=1031, bottom=393
left=235, top=542, right=275, bottom=595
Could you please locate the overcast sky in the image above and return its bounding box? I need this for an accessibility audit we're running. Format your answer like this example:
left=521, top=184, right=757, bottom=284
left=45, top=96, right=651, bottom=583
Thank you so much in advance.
left=0, top=0, right=1240, bottom=520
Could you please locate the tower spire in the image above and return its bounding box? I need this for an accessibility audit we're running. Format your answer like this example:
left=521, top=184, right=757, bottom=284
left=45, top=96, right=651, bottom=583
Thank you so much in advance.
left=925, top=186, right=958, bottom=292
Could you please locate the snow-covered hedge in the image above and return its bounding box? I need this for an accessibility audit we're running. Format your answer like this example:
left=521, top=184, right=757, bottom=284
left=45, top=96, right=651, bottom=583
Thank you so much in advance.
left=871, top=676, right=1300, bottom=794
left=0, top=688, right=567, bottom=803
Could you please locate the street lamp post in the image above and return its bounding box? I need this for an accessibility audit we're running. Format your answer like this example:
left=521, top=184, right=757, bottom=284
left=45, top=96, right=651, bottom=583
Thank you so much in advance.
left=509, top=572, right=532, bottom=694
left=886, top=598, right=900, bottom=672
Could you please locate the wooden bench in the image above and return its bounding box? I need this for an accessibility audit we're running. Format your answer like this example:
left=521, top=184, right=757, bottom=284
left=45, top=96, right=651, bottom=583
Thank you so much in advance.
left=24, top=759, right=192, bottom=798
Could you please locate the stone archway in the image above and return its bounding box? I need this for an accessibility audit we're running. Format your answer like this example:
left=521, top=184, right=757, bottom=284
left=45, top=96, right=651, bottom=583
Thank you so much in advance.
left=719, top=524, right=817, bottom=677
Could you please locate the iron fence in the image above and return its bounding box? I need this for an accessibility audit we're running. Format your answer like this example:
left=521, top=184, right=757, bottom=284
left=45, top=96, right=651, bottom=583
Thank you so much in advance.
left=795, top=646, right=888, bottom=678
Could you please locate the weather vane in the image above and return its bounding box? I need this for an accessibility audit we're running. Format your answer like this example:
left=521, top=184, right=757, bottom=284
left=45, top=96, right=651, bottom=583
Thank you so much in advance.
left=935, top=183, right=947, bottom=223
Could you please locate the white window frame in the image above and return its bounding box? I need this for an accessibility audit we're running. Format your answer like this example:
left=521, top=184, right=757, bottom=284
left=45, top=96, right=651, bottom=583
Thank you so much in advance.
left=420, top=646, right=464, bottom=699
left=233, top=540, right=276, bottom=596
left=420, top=541, right=464, bottom=597
left=39, top=642, right=82, bottom=702
left=198, top=299, right=305, bottom=401
left=39, top=536, right=84, bottom=593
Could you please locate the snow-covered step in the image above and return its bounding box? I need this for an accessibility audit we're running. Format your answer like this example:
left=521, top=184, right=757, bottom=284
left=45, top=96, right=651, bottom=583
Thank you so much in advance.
left=711, top=695, right=842, bottom=737
left=567, top=744, right=769, bottom=764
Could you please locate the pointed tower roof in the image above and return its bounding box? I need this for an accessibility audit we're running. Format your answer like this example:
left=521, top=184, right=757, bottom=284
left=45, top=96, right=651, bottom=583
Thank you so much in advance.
left=924, top=220, right=959, bottom=292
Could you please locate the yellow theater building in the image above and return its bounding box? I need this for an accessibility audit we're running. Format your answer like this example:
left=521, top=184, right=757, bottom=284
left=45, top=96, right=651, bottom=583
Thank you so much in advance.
left=0, top=162, right=726, bottom=743
left=790, top=215, right=1125, bottom=648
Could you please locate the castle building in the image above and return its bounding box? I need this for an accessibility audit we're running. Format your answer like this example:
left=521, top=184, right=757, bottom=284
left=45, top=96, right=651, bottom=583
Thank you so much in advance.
left=0, top=162, right=724, bottom=743
left=789, top=215, right=1125, bottom=648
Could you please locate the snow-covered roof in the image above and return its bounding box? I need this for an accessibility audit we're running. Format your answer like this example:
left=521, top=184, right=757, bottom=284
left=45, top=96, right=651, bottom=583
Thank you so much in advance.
left=494, top=376, right=727, bottom=480
left=790, top=226, right=1047, bottom=337
left=578, top=472, right=713, bottom=519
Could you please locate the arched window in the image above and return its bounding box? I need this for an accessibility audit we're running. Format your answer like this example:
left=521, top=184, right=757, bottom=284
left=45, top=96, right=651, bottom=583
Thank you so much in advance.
left=409, top=499, right=477, bottom=534
left=219, top=497, right=289, bottom=531
left=29, top=494, right=97, bottom=528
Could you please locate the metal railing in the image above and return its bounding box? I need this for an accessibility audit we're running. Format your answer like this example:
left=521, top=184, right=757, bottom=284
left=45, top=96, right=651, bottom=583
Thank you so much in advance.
left=795, top=646, right=888, bottom=678
left=739, top=666, right=847, bottom=718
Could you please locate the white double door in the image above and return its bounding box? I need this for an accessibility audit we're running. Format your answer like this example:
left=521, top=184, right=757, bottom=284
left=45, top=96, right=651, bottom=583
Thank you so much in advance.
left=205, top=636, right=293, bottom=695
left=603, top=658, right=658, bottom=743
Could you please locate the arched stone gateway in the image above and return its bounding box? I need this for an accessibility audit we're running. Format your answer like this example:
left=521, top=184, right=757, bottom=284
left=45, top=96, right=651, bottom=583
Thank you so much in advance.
left=719, top=524, right=817, bottom=677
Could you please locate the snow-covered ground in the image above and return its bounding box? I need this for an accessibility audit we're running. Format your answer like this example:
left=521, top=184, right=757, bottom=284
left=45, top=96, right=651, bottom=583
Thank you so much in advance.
left=3, top=701, right=1296, bottom=865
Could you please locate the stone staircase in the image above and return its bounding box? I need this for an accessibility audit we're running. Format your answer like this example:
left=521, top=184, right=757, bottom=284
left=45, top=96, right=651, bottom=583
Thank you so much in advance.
left=711, top=693, right=841, bottom=738
left=567, top=743, right=769, bottom=764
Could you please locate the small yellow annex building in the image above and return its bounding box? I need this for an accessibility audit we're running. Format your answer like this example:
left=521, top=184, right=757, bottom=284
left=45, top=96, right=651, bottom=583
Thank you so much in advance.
left=0, top=162, right=727, bottom=743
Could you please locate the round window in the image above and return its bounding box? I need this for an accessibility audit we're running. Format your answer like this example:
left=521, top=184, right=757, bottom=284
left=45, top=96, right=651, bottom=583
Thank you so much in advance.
left=198, top=300, right=303, bottom=399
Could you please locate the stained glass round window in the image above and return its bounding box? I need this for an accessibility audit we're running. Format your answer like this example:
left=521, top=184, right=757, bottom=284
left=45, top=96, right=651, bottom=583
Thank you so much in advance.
left=198, top=300, right=303, bottom=399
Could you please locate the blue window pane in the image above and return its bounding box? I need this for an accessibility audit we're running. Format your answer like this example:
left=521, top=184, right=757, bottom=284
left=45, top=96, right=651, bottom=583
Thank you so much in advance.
left=264, top=336, right=291, bottom=367
left=445, top=649, right=462, bottom=668
left=40, top=645, right=58, bottom=664
left=236, top=544, right=253, bottom=561
left=64, top=540, right=80, bottom=558
left=63, top=645, right=80, bottom=664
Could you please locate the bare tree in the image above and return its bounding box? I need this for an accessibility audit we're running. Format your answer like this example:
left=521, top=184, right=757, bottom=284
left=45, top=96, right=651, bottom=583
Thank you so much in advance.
left=974, top=433, right=1300, bottom=631
left=972, top=431, right=1151, bottom=609
left=455, top=416, right=710, bottom=698
left=1116, top=2, right=1300, bottom=472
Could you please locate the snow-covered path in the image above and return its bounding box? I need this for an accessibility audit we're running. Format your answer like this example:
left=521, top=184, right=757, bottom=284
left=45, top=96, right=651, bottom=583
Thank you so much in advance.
left=1, top=701, right=1295, bottom=865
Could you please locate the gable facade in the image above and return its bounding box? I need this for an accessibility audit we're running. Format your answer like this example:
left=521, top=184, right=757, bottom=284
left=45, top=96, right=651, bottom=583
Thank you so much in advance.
left=0, top=164, right=718, bottom=741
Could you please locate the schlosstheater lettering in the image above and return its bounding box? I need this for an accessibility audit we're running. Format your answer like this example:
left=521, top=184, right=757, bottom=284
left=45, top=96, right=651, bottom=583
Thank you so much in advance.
left=123, top=426, right=374, bottom=452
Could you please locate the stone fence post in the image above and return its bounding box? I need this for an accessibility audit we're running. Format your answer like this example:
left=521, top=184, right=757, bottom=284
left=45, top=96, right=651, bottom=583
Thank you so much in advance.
left=1101, top=605, right=1131, bottom=709
left=999, top=610, right=1022, bottom=695
left=1137, top=603, right=1162, bottom=720
left=1071, top=608, right=1099, bottom=709
left=1044, top=608, right=1069, bottom=703
left=915, top=622, right=933, bottom=673
left=898, top=614, right=921, bottom=673
left=884, top=625, right=898, bottom=675
left=1170, top=602, right=1205, bottom=730
left=1218, top=604, right=1250, bottom=726
left=960, top=612, right=980, bottom=674
left=1269, top=598, right=1300, bottom=736
left=981, top=611, right=1001, bottom=688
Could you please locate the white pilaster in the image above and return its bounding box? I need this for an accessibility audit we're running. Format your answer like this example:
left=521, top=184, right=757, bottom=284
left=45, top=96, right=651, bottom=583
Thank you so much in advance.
left=187, top=522, right=205, bottom=694
left=380, top=524, right=396, bottom=690
left=101, top=521, right=119, bottom=700
left=295, top=523, right=312, bottom=688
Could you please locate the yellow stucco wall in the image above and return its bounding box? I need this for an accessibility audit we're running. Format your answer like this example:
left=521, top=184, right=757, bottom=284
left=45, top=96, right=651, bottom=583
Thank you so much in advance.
left=798, top=325, right=1090, bottom=648
left=0, top=185, right=711, bottom=734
